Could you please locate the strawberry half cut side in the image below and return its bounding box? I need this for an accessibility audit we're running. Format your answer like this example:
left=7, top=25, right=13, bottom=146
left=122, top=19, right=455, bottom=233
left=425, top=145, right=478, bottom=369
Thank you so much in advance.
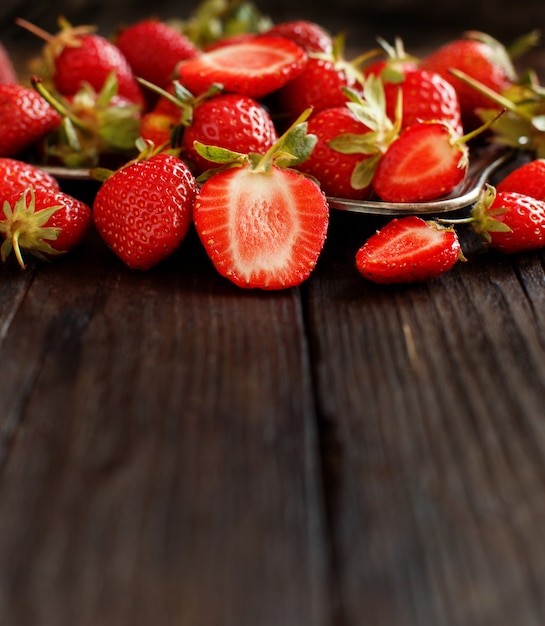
left=356, top=215, right=463, bottom=283
left=194, top=165, right=329, bottom=289
left=372, top=122, right=468, bottom=203
left=176, top=36, right=308, bottom=100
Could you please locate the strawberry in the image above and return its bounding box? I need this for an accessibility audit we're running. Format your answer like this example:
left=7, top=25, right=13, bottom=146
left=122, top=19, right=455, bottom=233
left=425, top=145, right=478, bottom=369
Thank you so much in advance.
left=496, top=159, right=545, bottom=200
left=297, top=76, right=399, bottom=199
left=204, top=33, right=259, bottom=52
left=115, top=19, right=199, bottom=105
left=176, top=35, right=307, bottom=99
left=17, top=18, right=145, bottom=109
left=297, top=106, right=374, bottom=199
left=192, top=113, right=329, bottom=289
left=355, top=215, right=463, bottom=284
left=382, top=68, right=464, bottom=135
left=372, top=121, right=469, bottom=203
left=419, top=31, right=517, bottom=129
left=0, top=186, right=92, bottom=269
left=469, top=185, right=545, bottom=253
left=0, top=84, right=62, bottom=158
left=181, top=93, right=278, bottom=174
left=137, top=79, right=278, bottom=175
left=264, top=20, right=333, bottom=54
left=362, top=37, right=418, bottom=79
left=139, top=110, right=179, bottom=150
left=0, top=158, right=60, bottom=199
left=93, top=151, right=198, bottom=270
left=276, top=34, right=365, bottom=122
left=0, top=41, right=17, bottom=84
left=31, top=73, right=141, bottom=168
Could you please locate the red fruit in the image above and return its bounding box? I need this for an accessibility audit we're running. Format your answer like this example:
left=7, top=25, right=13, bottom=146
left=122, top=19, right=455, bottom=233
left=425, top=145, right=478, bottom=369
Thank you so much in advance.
left=181, top=94, right=278, bottom=174
left=0, top=41, right=17, bottom=84
left=115, top=19, right=199, bottom=93
left=419, top=31, right=516, bottom=129
left=297, top=106, right=374, bottom=199
left=176, top=36, right=307, bottom=99
left=355, top=215, right=463, bottom=284
left=0, top=158, right=60, bottom=198
left=194, top=165, right=329, bottom=289
left=265, top=20, right=333, bottom=54
left=17, top=18, right=145, bottom=109
left=372, top=121, right=468, bottom=203
left=204, top=33, right=258, bottom=52
left=362, top=37, right=418, bottom=79
left=470, top=185, right=545, bottom=253
left=383, top=68, right=463, bottom=135
left=93, top=153, right=198, bottom=270
left=277, top=51, right=362, bottom=122
left=496, top=159, right=545, bottom=201
left=0, top=84, right=62, bottom=157
left=0, top=186, right=92, bottom=268
left=139, top=110, right=179, bottom=148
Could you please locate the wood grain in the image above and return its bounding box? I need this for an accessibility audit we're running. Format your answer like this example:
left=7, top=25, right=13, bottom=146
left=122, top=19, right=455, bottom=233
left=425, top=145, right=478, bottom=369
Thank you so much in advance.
left=306, top=211, right=545, bottom=625
left=0, top=230, right=330, bottom=626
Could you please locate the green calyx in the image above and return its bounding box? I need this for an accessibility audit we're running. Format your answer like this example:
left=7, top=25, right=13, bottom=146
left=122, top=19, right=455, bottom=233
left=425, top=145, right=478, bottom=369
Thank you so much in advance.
left=327, top=74, right=402, bottom=190
left=451, top=66, right=545, bottom=157
left=169, top=0, right=272, bottom=49
left=32, top=72, right=141, bottom=168
left=469, top=184, right=512, bottom=242
left=194, top=107, right=317, bottom=182
left=0, top=187, right=63, bottom=269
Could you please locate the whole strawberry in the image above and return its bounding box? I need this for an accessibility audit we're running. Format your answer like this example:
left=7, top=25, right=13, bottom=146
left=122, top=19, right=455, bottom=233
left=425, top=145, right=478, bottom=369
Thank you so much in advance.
left=419, top=31, right=516, bottom=129
left=276, top=35, right=364, bottom=123
left=496, top=159, right=545, bottom=200
left=355, top=216, right=463, bottom=284
left=298, top=106, right=374, bottom=199
left=470, top=185, right=545, bottom=253
left=93, top=152, right=198, bottom=270
left=181, top=93, right=278, bottom=174
left=115, top=19, right=199, bottom=105
left=0, top=84, right=62, bottom=157
left=0, top=186, right=92, bottom=268
left=0, top=158, right=60, bottom=198
left=298, top=75, right=400, bottom=199
left=17, top=18, right=145, bottom=109
left=382, top=68, right=463, bottom=135
left=264, top=20, right=333, bottom=54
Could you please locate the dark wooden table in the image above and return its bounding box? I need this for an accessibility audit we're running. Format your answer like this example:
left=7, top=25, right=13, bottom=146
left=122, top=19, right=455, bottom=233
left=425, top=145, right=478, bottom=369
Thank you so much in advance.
left=3, top=42, right=545, bottom=626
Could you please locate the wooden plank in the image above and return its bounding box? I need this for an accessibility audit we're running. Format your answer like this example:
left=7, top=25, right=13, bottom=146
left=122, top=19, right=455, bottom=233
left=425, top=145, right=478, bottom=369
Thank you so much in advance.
left=0, top=229, right=330, bottom=626
left=306, top=209, right=545, bottom=625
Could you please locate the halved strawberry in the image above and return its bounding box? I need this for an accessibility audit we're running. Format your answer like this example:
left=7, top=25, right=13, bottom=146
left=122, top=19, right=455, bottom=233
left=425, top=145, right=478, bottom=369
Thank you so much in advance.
left=192, top=113, right=329, bottom=289
left=372, top=121, right=468, bottom=203
left=355, top=215, right=463, bottom=284
left=176, top=35, right=307, bottom=100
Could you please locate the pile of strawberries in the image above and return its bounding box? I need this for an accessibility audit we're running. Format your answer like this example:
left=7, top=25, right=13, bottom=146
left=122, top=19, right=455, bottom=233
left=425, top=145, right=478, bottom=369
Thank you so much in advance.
left=1, top=0, right=545, bottom=287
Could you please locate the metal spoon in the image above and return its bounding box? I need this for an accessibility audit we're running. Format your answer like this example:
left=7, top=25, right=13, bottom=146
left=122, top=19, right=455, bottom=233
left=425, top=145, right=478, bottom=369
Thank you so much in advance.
left=327, top=144, right=516, bottom=216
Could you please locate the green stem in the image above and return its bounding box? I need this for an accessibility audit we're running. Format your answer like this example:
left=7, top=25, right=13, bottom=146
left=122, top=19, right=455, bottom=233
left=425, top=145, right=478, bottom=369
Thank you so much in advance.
left=31, top=76, right=92, bottom=132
